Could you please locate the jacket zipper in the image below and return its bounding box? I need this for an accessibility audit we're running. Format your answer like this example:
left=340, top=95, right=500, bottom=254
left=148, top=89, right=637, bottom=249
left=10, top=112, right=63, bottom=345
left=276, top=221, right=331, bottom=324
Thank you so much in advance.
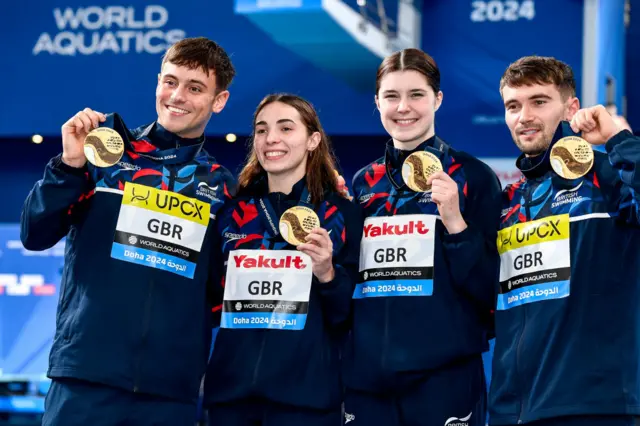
left=133, top=165, right=175, bottom=392
left=515, top=184, right=532, bottom=423
left=382, top=195, right=402, bottom=371
left=250, top=193, right=283, bottom=386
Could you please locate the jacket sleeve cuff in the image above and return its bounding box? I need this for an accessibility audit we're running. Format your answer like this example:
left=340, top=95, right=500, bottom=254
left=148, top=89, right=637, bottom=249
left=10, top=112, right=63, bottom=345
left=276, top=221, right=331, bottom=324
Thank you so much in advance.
left=442, top=225, right=475, bottom=245
left=316, top=264, right=346, bottom=291
left=605, top=129, right=634, bottom=153
left=51, top=154, right=89, bottom=177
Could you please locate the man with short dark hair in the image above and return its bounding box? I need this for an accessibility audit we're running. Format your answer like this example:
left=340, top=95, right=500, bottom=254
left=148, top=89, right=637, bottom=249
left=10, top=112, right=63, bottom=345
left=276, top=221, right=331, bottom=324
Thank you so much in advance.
left=21, top=37, right=236, bottom=426
left=489, top=55, right=640, bottom=426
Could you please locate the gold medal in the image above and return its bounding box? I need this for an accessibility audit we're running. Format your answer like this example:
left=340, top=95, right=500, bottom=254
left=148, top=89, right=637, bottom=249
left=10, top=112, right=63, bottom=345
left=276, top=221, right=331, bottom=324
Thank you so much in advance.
left=84, top=127, right=125, bottom=167
left=401, top=151, right=443, bottom=192
left=279, top=206, right=320, bottom=246
left=550, top=136, right=594, bottom=179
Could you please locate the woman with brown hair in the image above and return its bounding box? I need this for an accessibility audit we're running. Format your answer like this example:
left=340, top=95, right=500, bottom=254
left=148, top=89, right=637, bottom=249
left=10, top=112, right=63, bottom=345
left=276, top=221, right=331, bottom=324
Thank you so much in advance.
left=343, top=48, right=502, bottom=426
left=202, top=94, right=361, bottom=425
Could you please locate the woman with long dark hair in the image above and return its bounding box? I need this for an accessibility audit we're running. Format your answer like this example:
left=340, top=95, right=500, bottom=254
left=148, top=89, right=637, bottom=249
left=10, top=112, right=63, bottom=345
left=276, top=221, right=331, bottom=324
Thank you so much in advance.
left=203, top=94, right=361, bottom=426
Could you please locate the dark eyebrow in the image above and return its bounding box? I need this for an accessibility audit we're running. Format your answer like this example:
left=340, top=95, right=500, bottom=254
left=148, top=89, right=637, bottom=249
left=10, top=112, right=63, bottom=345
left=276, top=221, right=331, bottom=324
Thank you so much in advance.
left=255, top=119, right=296, bottom=126
left=381, top=89, right=426, bottom=96
left=505, top=93, right=553, bottom=108
left=529, top=93, right=553, bottom=101
left=163, top=73, right=208, bottom=88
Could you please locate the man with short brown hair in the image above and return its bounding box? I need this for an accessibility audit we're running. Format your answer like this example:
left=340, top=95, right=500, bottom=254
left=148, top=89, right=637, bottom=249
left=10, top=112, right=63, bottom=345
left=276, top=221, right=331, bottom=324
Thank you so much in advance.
left=21, top=37, right=236, bottom=426
left=489, top=55, right=640, bottom=426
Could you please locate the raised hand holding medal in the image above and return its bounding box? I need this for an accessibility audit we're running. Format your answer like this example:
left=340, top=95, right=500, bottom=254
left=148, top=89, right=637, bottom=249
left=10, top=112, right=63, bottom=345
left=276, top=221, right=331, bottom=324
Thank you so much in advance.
left=428, top=171, right=467, bottom=235
left=61, top=108, right=127, bottom=168
left=84, top=127, right=125, bottom=168
left=401, top=149, right=467, bottom=234
left=570, top=104, right=624, bottom=146
left=83, top=112, right=127, bottom=168
left=296, top=226, right=334, bottom=284
left=548, top=120, right=597, bottom=180
left=61, top=107, right=108, bottom=168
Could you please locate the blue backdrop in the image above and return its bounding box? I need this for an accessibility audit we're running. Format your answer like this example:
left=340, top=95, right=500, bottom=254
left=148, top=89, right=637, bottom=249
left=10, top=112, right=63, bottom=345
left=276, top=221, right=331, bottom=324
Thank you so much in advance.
left=0, top=225, right=63, bottom=377
left=1, top=0, right=585, bottom=159
left=627, top=0, right=640, bottom=128
left=426, top=0, right=584, bottom=157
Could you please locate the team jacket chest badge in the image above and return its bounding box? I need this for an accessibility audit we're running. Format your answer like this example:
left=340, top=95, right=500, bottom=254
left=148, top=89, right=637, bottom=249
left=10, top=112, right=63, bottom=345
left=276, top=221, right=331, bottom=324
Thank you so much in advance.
left=497, top=214, right=571, bottom=309
left=355, top=214, right=436, bottom=298
left=111, top=182, right=210, bottom=278
left=221, top=249, right=313, bottom=330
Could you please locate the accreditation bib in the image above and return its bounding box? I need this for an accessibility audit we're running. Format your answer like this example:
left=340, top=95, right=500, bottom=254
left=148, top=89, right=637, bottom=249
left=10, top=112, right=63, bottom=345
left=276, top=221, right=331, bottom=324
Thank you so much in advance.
left=354, top=214, right=436, bottom=298
left=497, top=214, right=571, bottom=310
left=221, top=250, right=313, bottom=331
left=111, top=182, right=210, bottom=278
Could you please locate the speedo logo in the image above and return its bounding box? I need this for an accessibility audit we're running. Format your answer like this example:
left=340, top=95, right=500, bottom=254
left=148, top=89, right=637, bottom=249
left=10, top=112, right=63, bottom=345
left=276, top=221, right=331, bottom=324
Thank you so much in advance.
left=358, top=193, right=375, bottom=204
left=233, top=254, right=307, bottom=269
left=117, top=161, right=141, bottom=171
left=224, top=232, right=247, bottom=242
left=364, top=220, right=430, bottom=238
left=552, top=182, right=585, bottom=208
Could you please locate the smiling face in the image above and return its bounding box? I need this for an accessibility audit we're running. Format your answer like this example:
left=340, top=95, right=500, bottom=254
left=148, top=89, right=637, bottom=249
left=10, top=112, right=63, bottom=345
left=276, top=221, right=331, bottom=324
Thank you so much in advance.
left=155, top=62, right=229, bottom=138
left=253, top=101, right=320, bottom=178
left=502, top=83, right=579, bottom=156
left=376, top=70, right=443, bottom=150
left=499, top=56, right=580, bottom=156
